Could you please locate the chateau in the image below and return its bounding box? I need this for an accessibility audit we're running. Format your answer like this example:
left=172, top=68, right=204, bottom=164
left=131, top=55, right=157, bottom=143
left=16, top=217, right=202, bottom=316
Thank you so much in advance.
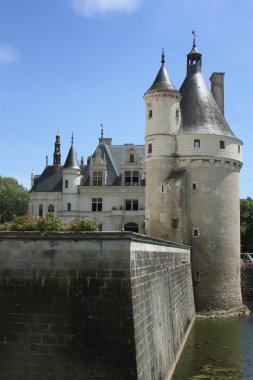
left=29, top=37, right=243, bottom=310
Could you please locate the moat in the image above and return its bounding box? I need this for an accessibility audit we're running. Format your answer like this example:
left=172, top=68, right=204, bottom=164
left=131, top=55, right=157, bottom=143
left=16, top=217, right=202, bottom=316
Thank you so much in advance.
left=172, top=302, right=253, bottom=380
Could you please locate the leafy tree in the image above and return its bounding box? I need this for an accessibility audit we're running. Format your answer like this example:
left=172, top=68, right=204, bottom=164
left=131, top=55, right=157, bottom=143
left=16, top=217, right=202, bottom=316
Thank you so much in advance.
left=0, top=177, right=29, bottom=223
left=240, top=197, right=253, bottom=252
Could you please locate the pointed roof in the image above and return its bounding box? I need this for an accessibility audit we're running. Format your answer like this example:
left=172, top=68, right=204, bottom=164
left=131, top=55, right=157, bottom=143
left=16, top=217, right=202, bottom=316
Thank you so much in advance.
left=145, top=49, right=177, bottom=94
left=63, top=139, right=80, bottom=170
left=179, top=43, right=235, bottom=137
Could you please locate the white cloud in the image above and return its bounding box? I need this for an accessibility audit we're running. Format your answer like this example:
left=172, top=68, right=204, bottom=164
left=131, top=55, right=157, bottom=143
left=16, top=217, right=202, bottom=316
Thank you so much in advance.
left=71, top=0, right=143, bottom=17
left=0, top=44, right=18, bottom=64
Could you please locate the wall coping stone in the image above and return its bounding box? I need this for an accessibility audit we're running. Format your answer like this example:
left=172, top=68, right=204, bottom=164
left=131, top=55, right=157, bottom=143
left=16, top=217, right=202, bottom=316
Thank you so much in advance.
left=0, top=231, right=190, bottom=249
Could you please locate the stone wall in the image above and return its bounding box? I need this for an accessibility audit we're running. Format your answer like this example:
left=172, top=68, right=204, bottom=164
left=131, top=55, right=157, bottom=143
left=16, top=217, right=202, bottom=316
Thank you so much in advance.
left=0, top=232, right=195, bottom=380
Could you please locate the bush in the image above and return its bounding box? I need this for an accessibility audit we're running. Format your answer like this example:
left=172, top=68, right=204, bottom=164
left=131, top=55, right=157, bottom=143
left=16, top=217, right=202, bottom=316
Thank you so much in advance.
left=68, top=217, right=100, bottom=232
left=0, top=213, right=100, bottom=232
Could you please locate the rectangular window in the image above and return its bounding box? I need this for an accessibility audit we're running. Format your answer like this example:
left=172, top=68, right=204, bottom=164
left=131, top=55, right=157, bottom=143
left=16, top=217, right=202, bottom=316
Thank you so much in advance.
left=130, top=154, right=134, bottom=163
left=67, top=203, right=71, bottom=211
left=238, top=145, right=240, bottom=153
left=65, top=179, right=68, bottom=188
left=171, top=218, right=178, bottom=229
left=192, top=183, right=197, bottom=191
left=124, top=171, right=139, bottom=186
left=148, top=109, right=153, bottom=119
left=220, top=140, right=225, bottom=149
left=92, top=198, right=102, bottom=212
left=176, top=110, right=179, bottom=118
left=148, top=143, right=152, bottom=154
left=125, top=199, right=139, bottom=211
left=192, top=228, right=199, bottom=237
left=194, top=139, right=200, bottom=148
left=93, top=171, right=103, bottom=186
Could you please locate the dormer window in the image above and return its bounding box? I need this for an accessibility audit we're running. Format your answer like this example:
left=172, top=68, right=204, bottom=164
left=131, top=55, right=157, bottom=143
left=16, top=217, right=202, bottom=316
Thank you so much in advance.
left=93, top=171, right=102, bottom=186
left=130, top=154, right=134, bottom=163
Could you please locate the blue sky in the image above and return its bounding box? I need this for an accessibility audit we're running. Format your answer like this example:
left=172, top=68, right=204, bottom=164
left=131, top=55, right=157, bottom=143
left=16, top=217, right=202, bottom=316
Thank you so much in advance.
left=0, top=0, right=252, bottom=198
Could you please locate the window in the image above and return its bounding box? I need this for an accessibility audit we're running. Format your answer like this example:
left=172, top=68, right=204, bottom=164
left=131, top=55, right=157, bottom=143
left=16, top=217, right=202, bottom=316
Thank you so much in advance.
left=65, top=179, right=68, bottom=188
left=220, top=140, right=225, bottom=149
left=238, top=145, right=241, bottom=153
left=124, top=222, right=139, bottom=233
left=171, top=218, right=178, bottom=229
left=194, top=139, right=200, bottom=148
left=67, top=203, right=71, bottom=211
left=92, top=198, right=103, bottom=212
left=48, top=204, right=54, bottom=213
left=192, top=183, right=197, bottom=191
left=148, top=143, right=152, bottom=154
left=124, top=171, right=139, bottom=186
left=125, top=199, right=139, bottom=211
left=129, top=154, right=134, bottom=163
left=93, top=171, right=103, bottom=186
left=192, top=228, right=199, bottom=237
left=39, top=204, right=43, bottom=217
left=176, top=110, right=179, bottom=118
left=148, top=109, right=153, bottom=119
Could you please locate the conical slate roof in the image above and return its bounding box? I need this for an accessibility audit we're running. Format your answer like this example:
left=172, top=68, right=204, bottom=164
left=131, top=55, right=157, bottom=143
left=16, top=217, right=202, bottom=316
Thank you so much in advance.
left=179, top=46, right=235, bottom=137
left=145, top=51, right=177, bottom=94
left=63, top=144, right=80, bottom=169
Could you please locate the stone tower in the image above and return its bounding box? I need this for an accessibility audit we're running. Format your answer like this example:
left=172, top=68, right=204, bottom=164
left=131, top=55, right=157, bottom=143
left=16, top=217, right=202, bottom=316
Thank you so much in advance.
left=145, top=41, right=243, bottom=311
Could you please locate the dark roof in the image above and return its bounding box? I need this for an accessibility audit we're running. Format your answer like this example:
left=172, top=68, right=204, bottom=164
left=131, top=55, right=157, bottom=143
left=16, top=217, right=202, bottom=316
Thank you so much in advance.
left=145, top=63, right=177, bottom=94
left=31, top=166, right=62, bottom=192
left=179, top=70, right=235, bottom=137
left=63, top=144, right=80, bottom=169
left=81, top=142, right=145, bottom=186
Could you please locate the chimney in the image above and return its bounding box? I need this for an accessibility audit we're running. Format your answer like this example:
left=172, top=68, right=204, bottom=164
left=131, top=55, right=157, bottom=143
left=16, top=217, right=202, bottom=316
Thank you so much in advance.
left=210, top=72, right=225, bottom=115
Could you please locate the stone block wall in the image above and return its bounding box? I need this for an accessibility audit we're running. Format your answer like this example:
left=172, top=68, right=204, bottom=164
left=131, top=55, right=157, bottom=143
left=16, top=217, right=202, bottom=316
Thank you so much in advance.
left=0, top=232, right=195, bottom=380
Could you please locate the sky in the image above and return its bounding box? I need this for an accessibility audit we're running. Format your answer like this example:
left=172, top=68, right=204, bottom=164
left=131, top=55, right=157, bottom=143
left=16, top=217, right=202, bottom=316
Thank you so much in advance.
left=0, top=0, right=252, bottom=198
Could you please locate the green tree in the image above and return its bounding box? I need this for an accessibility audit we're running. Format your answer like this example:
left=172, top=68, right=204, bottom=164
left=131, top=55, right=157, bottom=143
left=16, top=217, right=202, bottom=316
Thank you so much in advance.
left=240, top=197, right=253, bottom=252
left=0, top=177, right=29, bottom=223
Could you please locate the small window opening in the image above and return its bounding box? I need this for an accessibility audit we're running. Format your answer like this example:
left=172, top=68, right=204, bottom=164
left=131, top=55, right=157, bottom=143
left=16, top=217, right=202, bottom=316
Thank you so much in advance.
left=238, top=145, right=240, bottom=153
left=192, top=228, right=199, bottom=237
left=220, top=140, right=225, bottom=149
left=171, top=218, right=178, bottom=229
left=194, top=139, right=200, bottom=148
left=65, top=179, right=68, bottom=188
left=192, top=183, right=197, bottom=191
left=129, top=154, right=134, bottom=163
left=148, top=109, right=153, bottom=119
left=176, top=110, right=179, bottom=118
left=39, top=204, right=43, bottom=217
left=48, top=204, right=54, bottom=213
left=148, top=143, right=152, bottom=154
left=195, top=271, right=200, bottom=282
left=67, top=203, right=71, bottom=211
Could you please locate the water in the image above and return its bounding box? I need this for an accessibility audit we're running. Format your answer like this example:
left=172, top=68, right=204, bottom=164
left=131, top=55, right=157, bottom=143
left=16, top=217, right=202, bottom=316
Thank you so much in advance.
left=171, top=302, right=253, bottom=380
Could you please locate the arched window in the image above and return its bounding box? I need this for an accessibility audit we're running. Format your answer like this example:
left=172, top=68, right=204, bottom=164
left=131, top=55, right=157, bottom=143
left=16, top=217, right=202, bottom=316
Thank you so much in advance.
left=39, top=204, right=43, bottom=217
left=124, top=222, right=139, bottom=233
left=48, top=204, right=54, bottom=213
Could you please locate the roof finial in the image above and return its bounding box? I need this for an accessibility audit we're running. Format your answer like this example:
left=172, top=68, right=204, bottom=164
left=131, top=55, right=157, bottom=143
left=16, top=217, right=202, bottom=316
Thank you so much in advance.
left=192, top=30, right=196, bottom=47
left=46, top=155, right=48, bottom=166
left=71, top=132, right=74, bottom=145
left=161, top=48, right=165, bottom=64
left=57, top=128, right=60, bottom=136
left=100, top=123, right=104, bottom=140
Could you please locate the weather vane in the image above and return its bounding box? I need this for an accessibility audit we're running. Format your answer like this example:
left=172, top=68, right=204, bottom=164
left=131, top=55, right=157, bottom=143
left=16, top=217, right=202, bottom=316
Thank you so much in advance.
left=71, top=132, right=74, bottom=145
left=100, top=123, right=104, bottom=140
left=192, top=30, right=196, bottom=46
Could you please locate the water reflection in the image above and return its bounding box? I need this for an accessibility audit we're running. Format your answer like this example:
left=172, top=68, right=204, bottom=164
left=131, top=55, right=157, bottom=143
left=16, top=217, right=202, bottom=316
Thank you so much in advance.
left=172, top=303, right=253, bottom=380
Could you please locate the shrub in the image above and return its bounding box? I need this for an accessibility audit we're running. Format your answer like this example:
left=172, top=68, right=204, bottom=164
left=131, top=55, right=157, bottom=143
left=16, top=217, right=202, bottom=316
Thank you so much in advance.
left=68, top=217, right=100, bottom=232
left=0, top=213, right=100, bottom=232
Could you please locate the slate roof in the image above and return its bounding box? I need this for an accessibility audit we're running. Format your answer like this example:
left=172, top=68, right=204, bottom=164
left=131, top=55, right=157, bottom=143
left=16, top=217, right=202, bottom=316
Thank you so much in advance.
left=179, top=47, right=236, bottom=137
left=31, top=166, right=62, bottom=192
left=145, top=62, right=177, bottom=94
left=63, top=144, right=80, bottom=169
left=31, top=141, right=145, bottom=192
left=81, top=142, right=145, bottom=186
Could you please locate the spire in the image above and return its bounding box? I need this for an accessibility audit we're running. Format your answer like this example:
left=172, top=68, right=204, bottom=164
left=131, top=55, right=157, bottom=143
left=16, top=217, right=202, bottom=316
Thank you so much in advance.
left=161, top=48, right=165, bottom=64
left=63, top=138, right=80, bottom=170
left=53, top=132, right=61, bottom=166
left=186, top=31, right=202, bottom=75
left=100, top=123, right=104, bottom=140
left=192, top=29, right=196, bottom=47
left=145, top=49, right=177, bottom=94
